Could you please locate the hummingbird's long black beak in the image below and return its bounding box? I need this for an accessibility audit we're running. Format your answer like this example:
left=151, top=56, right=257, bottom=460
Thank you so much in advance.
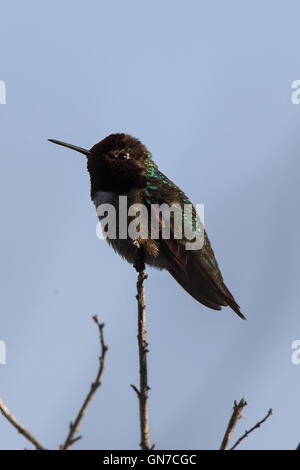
left=48, top=139, right=92, bottom=156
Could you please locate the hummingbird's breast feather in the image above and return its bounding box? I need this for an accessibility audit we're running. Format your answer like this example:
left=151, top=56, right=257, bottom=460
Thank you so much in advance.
left=93, top=189, right=167, bottom=270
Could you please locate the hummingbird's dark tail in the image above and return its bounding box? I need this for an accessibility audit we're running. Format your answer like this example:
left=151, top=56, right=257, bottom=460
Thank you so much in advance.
left=217, top=283, right=246, bottom=320
left=168, top=263, right=246, bottom=320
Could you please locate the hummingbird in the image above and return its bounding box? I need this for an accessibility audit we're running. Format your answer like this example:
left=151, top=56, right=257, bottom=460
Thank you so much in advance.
left=49, top=133, right=245, bottom=320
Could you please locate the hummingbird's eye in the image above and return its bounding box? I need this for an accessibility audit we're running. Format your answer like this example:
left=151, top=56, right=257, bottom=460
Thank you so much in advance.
left=117, top=152, right=129, bottom=160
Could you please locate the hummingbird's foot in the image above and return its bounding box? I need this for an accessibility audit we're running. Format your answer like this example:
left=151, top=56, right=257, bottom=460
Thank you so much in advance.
left=133, top=239, right=141, bottom=249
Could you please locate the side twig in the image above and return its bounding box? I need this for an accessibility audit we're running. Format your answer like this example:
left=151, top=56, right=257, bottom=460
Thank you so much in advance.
left=61, top=315, right=108, bottom=450
left=0, top=398, right=46, bottom=450
left=230, top=408, right=273, bottom=450
left=220, top=398, right=247, bottom=450
left=131, top=243, right=152, bottom=450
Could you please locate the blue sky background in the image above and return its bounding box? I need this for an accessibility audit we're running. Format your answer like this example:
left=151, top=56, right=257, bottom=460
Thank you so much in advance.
left=0, top=0, right=300, bottom=450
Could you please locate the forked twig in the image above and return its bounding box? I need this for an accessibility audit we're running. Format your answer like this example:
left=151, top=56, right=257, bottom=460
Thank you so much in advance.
left=61, top=315, right=108, bottom=449
left=0, top=315, right=107, bottom=450
left=220, top=398, right=273, bottom=450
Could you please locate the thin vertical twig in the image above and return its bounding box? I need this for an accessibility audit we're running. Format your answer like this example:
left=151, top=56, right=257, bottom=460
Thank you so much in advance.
left=131, top=243, right=152, bottom=450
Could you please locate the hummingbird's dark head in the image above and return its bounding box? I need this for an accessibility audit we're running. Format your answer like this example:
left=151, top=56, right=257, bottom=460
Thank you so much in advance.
left=88, top=133, right=150, bottom=196
left=49, top=133, right=151, bottom=198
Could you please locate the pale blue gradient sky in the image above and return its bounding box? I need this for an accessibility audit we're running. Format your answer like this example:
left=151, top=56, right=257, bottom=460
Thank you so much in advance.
left=0, top=0, right=300, bottom=450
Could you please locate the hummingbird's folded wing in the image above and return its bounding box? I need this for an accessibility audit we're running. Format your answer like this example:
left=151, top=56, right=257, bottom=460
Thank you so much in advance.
left=149, top=200, right=245, bottom=319
left=160, top=234, right=245, bottom=319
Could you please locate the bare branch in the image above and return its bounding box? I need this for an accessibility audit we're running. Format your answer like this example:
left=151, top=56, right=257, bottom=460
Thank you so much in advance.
left=230, top=408, right=273, bottom=450
left=132, top=245, right=152, bottom=450
left=0, top=398, right=46, bottom=450
left=61, top=315, right=108, bottom=450
left=220, top=398, right=247, bottom=450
